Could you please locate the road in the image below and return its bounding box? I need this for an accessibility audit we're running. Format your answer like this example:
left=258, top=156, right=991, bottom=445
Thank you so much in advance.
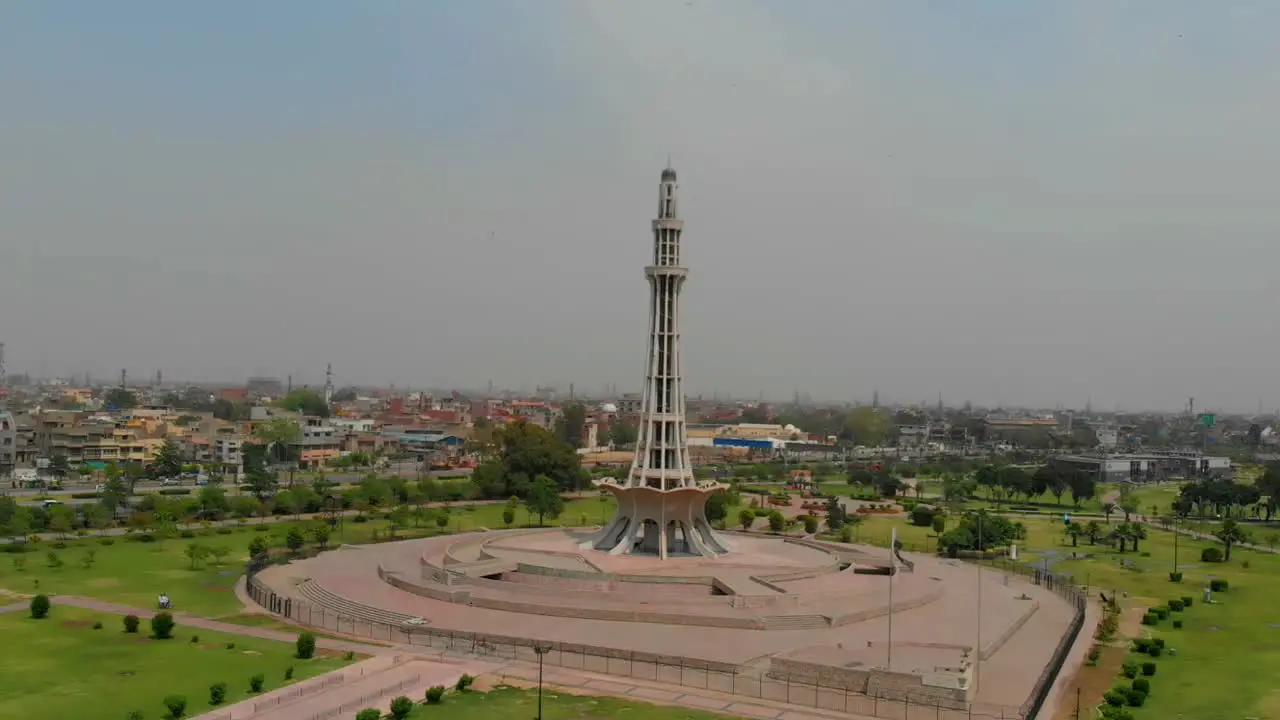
left=3, top=464, right=473, bottom=507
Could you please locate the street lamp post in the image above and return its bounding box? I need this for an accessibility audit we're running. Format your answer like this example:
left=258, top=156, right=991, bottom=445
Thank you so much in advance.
left=533, top=642, right=553, bottom=720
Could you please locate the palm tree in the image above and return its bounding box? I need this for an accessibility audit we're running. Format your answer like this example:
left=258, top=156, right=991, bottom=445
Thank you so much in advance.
left=1065, top=522, right=1084, bottom=547
left=1112, top=522, right=1132, bottom=552
left=1129, top=523, right=1148, bottom=552
left=1102, top=502, right=1116, bottom=524
left=1214, top=518, right=1247, bottom=562
left=1085, top=520, right=1103, bottom=545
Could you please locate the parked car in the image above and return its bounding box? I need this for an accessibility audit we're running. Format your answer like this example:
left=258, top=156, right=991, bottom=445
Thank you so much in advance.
left=160, top=478, right=181, bottom=487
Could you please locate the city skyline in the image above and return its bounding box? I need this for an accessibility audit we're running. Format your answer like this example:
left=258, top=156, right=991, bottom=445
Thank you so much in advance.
left=4, top=2, right=1280, bottom=412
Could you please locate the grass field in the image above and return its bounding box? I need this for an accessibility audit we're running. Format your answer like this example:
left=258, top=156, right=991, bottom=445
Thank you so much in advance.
left=1038, top=523, right=1280, bottom=719
left=403, top=685, right=741, bottom=719
left=0, top=497, right=616, bottom=616
left=0, top=606, right=352, bottom=719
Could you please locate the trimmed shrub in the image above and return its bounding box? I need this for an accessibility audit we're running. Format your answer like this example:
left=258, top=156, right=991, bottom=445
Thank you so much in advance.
left=124, top=614, right=140, bottom=633
left=209, top=682, right=227, bottom=706
left=1152, top=638, right=1165, bottom=649
left=1169, top=599, right=1184, bottom=612
left=1125, top=688, right=1147, bottom=707
left=1141, top=661, right=1157, bottom=676
left=1147, top=644, right=1163, bottom=657
left=151, top=612, right=176, bottom=639
left=1121, top=661, right=1139, bottom=679
left=1132, top=677, right=1150, bottom=694
left=1141, top=613, right=1158, bottom=626
left=295, top=632, right=316, bottom=659
left=1132, top=638, right=1152, bottom=653
left=389, top=695, right=414, bottom=719
left=284, top=665, right=294, bottom=680
left=1087, top=646, right=1101, bottom=665
left=190, top=635, right=200, bottom=644
left=128, top=711, right=144, bottom=720
left=1181, top=595, right=1193, bottom=607
left=29, top=594, right=50, bottom=619
left=425, top=685, right=446, bottom=704
left=1152, top=605, right=1170, bottom=620
left=163, top=694, right=188, bottom=719
left=93, top=620, right=103, bottom=630
left=225, top=642, right=236, bottom=650
left=1210, top=578, right=1229, bottom=592
left=99, top=538, right=115, bottom=546
left=1103, top=690, right=1126, bottom=707
left=1172, top=619, right=1183, bottom=629
left=249, top=673, right=265, bottom=693
left=456, top=674, right=475, bottom=691
left=1099, top=707, right=1134, bottom=720
left=356, top=710, right=380, bottom=720
left=1200, top=547, right=1223, bottom=563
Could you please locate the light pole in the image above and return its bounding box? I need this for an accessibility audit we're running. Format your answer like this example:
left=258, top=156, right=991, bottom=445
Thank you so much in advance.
left=534, top=642, right=553, bottom=720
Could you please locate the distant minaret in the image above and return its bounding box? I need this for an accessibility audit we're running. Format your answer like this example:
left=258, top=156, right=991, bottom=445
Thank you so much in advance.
left=120, top=368, right=127, bottom=389
left=324, top=363, right=334, bottom=407
left=0, top=342, right=6, bottom=391
left=155, top=369, right=162, bottom=388
left=872, top=390, right=880, bottom=409
left=287, top=375, right=293, bottom=394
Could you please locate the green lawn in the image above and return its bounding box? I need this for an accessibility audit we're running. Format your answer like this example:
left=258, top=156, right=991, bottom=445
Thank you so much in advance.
left=1042, top=525, right=1280, bottom=719
left=0, top=498, right=617, bottom=617
left=402, top=685, right=742, bottom=719
left=0, top=606, right=353, bottom=720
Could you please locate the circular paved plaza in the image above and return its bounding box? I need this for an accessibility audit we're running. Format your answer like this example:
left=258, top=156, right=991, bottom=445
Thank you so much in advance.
left=254, top=528, right=1077, bottom=712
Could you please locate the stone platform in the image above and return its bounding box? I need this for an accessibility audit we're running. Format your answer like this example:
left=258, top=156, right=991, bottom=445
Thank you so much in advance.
left=254, top=528, right=1077, bottom=710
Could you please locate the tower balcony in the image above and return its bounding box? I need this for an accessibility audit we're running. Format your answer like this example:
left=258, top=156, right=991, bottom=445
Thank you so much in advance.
left=644, top=266, right=687, bottom=279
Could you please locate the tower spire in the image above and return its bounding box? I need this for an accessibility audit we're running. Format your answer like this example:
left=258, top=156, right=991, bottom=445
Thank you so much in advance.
left=582, top=166, right=730, bottom=560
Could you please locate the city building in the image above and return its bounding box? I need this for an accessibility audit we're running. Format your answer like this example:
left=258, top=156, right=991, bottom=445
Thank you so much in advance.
left=585, top=166, right=730, bottom=559
left=0, top=411, right=16, bottom=475
left=1049, top=451, right=1232, bottom=484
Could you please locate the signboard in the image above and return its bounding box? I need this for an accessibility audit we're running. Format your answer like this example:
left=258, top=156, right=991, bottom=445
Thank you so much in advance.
left=1198, top=413, right=1216, bottom=428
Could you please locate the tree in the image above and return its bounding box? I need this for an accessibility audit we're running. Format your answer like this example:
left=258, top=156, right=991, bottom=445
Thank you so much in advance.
left=470, top=419, right=585, bottom=499
left=46, top=504, right=75, bottom=539
left=253, top=419, right=302, bottom=466
left=1214, top=518, right=1247, bottom=561
left=1118, top=487, right=1138, bottom=522
left=29, top=594, right=50, bottom=619
left=524, top=475, right=564, bottom=526
left=840, top=407, right=892, bottom=445
left=82, top=503, right=110, bottom=535
left=308, top=521, right=331, bottom=550
left=767, top=510, right=785, bottom=533
left=1101, top=502, right=1116, bottom=524
left=555, top=403, right=588, bottom=448
left=103, top=387, right=138, bottom=409
left=208, top=545, right=231, bottom=566
left=248, top=535, right=269, bottom=558
left=48, top=454, right=70, bottom=480
left=1068, top=472, right=1097, bottom=508
left=739, top=508, right=756, bottom=531
left=275, top=388, right=330, bottom=417
left=184, top=542, right=209, bottom=569
left=705, top=493, right=729, bottom=526
left=198, top=486, right=230, bottom=520
left=609, top=419, right=639, bottom=446
left=1128, top=522, right=1148, bottom=552
left=825, top=496, right=845, bottom=530
left=285, top=526, right=306, bottom=553
left=1084, top=520, right=1103, bottom=545
left=154, top=438, right=184, bottom=479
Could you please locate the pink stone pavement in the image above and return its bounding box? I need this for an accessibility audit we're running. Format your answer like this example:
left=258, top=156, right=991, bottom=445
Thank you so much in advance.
left=255, top=529, right=1079, bottom=713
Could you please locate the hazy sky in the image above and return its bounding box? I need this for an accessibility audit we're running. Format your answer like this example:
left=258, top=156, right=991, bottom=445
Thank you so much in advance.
left=3, top=2, right=1279, bottom=412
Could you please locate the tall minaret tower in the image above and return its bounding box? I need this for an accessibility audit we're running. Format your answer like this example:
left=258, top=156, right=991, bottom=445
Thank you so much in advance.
left=324, top=363, right=334, bottom=407
left=584, top=166, right=731, bottom=559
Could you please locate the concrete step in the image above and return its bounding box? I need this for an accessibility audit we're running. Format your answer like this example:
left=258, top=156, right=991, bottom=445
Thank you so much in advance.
left=761, top=614, right=830, bottom=630
left=294, top=580, right=427, bottom=627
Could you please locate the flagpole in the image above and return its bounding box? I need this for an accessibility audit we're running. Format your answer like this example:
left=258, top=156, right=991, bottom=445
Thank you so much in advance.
left=887, top=527, right=896, bottom=669
left=975, top=514, right=983, bottom=693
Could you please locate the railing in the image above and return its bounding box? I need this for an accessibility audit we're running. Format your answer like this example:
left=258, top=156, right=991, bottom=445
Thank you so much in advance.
left=305, top=675, right=421, bottom=720
left=245, top=573, right=1038, bottom=719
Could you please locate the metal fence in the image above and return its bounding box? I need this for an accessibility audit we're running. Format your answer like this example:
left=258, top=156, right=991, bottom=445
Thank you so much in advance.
left=306, top=675, right=421, bottom=720
left=198, top=674, right=349, bottom=720
left=245, top=573, right=1046, bottom=720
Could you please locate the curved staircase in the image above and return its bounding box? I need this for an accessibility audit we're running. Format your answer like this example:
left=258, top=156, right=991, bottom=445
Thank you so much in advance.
left=294, top=579, right=427, bottom=627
